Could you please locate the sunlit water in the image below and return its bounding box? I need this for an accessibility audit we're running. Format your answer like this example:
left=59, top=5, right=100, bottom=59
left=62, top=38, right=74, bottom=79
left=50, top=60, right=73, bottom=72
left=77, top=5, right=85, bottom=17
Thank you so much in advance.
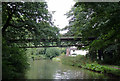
left=25, top=60, right=112, bottom=79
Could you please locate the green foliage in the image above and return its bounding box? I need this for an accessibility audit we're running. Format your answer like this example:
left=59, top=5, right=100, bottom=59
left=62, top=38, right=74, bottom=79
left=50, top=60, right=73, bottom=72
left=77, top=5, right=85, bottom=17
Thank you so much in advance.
left=52, top=57, right=61, bottom=62
left=61, top=55, right=91, bottom=67
left=38, top=48, right=45, bottom=55
left=31, top=54, right=46, bottom=60
left=26, top=48, right=45, bottom=55
left=84, top=63, right=120, bottom=76
left=45, top=47, right=61, bottom=59
left=2, top=2, right=60, bottom=46
left=84, top=63, right=105, bottom=73
left=2, top=39, right=29, bottom=79
left=26, top=48, right=66, bottom=60
left=26, top=48, right=47, bottom=60
left=64, top=2, right=120, bottom=65
left=61, top=54, right=120, bottom=76
left=60, top=48, right=66, bottom=55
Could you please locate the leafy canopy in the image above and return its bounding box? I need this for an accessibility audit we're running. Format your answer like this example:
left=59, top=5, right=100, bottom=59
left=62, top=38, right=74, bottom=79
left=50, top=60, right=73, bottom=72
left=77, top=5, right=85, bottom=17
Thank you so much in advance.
left=2, top=2, right=60, bottom=46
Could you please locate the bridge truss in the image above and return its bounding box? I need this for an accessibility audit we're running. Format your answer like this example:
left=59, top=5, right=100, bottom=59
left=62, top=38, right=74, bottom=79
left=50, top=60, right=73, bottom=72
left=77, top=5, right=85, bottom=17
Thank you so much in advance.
left=8, top=37, right=95, bottom=48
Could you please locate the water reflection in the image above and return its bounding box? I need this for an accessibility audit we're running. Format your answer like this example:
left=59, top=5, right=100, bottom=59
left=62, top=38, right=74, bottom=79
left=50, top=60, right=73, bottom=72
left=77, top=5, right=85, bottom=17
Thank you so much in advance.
left=25, top=60, right=110, bottom=79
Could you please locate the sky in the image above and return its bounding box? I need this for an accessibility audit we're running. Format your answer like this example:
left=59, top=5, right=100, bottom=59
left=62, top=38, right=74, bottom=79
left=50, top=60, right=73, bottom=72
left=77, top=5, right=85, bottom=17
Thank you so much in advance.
left=46, top=0, right=75, bottom=34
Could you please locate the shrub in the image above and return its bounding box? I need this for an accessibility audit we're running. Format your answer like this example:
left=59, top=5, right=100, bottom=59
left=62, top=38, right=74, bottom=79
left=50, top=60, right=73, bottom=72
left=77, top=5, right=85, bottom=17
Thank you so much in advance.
left=2, top=39, right=29, bottom=79
left=45, top=47, right=60, bottom=59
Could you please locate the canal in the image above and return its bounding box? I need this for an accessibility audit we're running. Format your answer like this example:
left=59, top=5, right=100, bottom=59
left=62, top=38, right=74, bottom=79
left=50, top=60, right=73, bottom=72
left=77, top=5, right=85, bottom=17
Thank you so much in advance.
left=25, top=60, right=114, bottom=79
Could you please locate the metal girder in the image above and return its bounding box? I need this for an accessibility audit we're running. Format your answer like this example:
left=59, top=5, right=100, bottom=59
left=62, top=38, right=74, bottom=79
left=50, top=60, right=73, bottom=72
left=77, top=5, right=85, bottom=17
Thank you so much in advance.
left=19, top=44, right=88, bottom=48
left=7, top=37, right=95, bottom=48
left=8, top=37, right=95, bottom=43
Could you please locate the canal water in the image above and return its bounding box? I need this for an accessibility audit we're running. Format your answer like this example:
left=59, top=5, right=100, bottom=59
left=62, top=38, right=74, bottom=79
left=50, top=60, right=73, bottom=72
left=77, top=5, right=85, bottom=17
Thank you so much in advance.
left=25, top=60, right=112, bottom=79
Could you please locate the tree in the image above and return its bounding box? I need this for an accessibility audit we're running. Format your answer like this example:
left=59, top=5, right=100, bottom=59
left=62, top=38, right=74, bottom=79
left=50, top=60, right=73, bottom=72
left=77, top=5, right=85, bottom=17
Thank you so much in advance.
left=2, top=2, right=60, bottom=79
left=64, top=2, right=120, bottom=65
left=2, top=2, right=60, bottom=46
left=46, top=48, right=60, bottom=59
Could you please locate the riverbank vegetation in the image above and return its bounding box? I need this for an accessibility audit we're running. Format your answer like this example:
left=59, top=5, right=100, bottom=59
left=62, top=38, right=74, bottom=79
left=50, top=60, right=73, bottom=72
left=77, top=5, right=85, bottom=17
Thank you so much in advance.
left=26, top=47, right=66, bottom=60
left=60, top=55, right=120, bottom=77
left=2, top=39, right=29, bottom=79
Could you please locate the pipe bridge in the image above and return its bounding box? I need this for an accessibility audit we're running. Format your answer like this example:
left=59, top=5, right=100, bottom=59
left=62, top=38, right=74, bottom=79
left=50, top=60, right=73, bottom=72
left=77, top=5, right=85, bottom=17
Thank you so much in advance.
left=8, top=37, right=95, bottom=48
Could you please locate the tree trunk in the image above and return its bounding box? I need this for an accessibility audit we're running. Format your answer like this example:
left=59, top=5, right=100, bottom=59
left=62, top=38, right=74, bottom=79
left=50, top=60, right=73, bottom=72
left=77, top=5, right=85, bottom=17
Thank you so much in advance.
left=98, top=50, right=103, bottom=60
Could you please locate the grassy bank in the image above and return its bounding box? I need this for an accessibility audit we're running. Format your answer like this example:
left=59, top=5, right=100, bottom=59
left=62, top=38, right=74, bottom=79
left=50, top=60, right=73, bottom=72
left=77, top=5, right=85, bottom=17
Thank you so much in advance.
left=60, top=55, right=120, bottom=77
left=52, top=57, right=61, bottom=62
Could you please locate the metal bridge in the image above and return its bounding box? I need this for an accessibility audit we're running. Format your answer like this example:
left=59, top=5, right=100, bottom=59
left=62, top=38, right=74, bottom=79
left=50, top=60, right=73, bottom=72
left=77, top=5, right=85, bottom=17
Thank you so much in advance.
left=8, top=37, right=95, bottom=48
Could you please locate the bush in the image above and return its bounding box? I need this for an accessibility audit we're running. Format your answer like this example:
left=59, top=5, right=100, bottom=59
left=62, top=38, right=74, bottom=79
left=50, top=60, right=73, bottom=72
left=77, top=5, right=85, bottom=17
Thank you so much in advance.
left=84, top=63, right=120, bottom=76
left=61, top=53, right=120, bottom=77
left=2, top=39, right=29, bottom=79
left=60, top=48, right=66, bottom=54
left=45, top=47, right=60, bottom=59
